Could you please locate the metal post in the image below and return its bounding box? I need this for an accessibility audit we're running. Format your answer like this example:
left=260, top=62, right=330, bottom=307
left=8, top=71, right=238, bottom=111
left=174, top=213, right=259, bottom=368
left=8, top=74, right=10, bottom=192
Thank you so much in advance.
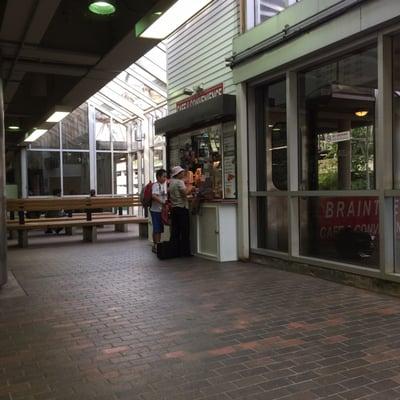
left=236, top=82, right=250, bottom=260
left=0, top=78, right=8, bottom=287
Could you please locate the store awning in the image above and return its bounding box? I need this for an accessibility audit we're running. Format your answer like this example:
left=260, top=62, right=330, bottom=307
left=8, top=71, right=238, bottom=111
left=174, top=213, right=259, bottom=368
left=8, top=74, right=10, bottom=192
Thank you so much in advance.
left=155, top=94, right=236, bottom=136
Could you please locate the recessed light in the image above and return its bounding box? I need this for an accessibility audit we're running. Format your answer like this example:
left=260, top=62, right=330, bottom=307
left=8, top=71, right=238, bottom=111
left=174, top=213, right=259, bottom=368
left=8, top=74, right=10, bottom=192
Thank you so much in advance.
left=24, top=129, right=48, bottom=143
left=136, top=0, right=213, bottom=39
left=355, top=110, right=368, bottom=117
left=88, top=1, right=116, bottom=15
left=8, top=126, right=20, bottom=131
left=46, top=111, right=70, bottom=123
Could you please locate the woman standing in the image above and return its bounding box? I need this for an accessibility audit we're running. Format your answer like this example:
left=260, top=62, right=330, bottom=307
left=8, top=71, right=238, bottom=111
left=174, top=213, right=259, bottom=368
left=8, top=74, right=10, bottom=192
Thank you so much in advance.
left=169, top=166, right=194, bottom=257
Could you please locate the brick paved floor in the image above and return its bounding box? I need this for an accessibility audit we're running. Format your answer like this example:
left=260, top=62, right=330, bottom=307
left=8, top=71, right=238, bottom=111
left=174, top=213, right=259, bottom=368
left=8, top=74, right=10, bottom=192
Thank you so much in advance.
left=2, top=227, right=400, bottom=399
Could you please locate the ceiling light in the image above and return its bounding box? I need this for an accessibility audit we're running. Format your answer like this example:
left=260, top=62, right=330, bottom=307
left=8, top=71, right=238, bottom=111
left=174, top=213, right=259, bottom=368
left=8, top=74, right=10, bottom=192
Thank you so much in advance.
left=24, top=129, right=48, bottom=143
left=355, top=110, right=368, bottom=117
left=136, top=0, right=213, bottom=39
left=46, top=111, right=70, bottom=123
left=88, top=1, right=116, bottom=15
left=7, top=125, right=21, bottom=131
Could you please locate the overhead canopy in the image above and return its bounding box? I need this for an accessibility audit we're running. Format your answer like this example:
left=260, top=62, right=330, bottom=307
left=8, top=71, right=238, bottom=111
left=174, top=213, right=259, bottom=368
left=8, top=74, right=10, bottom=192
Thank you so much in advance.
left=155, top=94, right=236, bottom=136
left=90, top=44, right=167, bottom=123
left=0, top=0, right=175, bottom=147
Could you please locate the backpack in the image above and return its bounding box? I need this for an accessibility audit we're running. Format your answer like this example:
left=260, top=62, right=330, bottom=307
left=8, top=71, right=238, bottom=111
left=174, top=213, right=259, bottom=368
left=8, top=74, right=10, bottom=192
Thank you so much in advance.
left=140, top=181, right=153, bottom=208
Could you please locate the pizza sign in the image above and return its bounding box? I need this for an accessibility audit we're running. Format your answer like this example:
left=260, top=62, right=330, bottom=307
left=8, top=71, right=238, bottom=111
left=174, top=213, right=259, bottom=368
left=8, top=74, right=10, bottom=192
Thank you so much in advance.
left=176, top=84, right=224, bottom=111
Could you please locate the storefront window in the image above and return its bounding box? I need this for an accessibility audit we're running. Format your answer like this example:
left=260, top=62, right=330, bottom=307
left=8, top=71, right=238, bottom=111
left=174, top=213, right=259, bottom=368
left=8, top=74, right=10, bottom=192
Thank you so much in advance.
left=96, top=153, right=112, bottom=194
left=62, top=152, right=90, bottom=195
left=113, top=153, right=128, bottom=195
left=27, top=151, right=61, bottom=196
left=393, top=36, right=400, bottom=188
left=30, top=124, right=60, bottom=149
left=299, top=196, right=379, bottom=268
left=251, top=197, right=288, bottom=252
left=256, top=79, right=287, bottom=191
left=299, top=47, right=377, bottom=190
left=96, top=110, right=111, bottom=150
left=62, top=104, right=89, bottom=149
left=169, top=124, right=223, bottom=198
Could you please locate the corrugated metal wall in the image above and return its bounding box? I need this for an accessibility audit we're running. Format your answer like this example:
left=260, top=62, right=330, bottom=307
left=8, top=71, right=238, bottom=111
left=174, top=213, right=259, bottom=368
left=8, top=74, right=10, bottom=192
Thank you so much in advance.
left=166, top=0, right=240, bottom=113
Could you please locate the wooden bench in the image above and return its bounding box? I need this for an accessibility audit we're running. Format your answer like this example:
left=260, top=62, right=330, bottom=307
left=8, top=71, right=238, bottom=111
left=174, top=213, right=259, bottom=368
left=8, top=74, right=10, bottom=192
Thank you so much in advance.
left=6, top=196, right=148, bottom=248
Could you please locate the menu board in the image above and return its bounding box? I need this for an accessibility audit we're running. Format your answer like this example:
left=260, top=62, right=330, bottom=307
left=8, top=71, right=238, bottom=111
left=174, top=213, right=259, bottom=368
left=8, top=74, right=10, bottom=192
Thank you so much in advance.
left=223, top=128, right=236, bottom=199
left=169, top=136, right=180, bottom=167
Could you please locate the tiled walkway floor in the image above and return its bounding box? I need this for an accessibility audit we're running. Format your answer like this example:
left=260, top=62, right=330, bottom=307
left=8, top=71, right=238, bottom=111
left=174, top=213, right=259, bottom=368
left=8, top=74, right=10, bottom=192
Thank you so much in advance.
left=2, top=228, right=400, bottom=399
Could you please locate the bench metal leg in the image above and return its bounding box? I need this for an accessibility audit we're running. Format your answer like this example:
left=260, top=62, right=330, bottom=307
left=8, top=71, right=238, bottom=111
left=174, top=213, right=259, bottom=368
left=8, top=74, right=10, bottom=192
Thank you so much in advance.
left=65, top=227, right=73, bottom=236
left=139, top=223, right=148, bottom=239
left=115, top=224, right=128, bottom=232
left=18, top=231, right=28, bottom=248
left=83, top=226, right=97, bottom=242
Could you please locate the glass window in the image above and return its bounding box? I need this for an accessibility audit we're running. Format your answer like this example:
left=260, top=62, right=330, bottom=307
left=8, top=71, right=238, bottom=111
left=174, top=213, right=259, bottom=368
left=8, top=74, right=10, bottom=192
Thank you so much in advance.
left=62, top=104, right=89, bottom=149
left=251, top=197, right=288, bottom=252
left=113, top=153, right=128, bottom=195
left=30, top=124, right=60, bottom=149
left=153, top=147, right=164, bottom=176
left=27, top=151, right=61, bottom=196
left=62, top=152, right=90, bottom=195
left=132, top=153, right=140, bottom=194
left=112, top=121, right=128, bottom=151
left=299, top=47, right=377, bottom=190
left=394, top=198, right=400, bottom=272
left=393, top=36, right=400, bottom=188
left=96, top=153, right=112, bottom=194
left=255, top=79, right=287, bottom=191
left=299, top=196, right=379, bottom=268
left=254, top=0, right=299, bottom=27
left=96, top=110, right=111, bottom=150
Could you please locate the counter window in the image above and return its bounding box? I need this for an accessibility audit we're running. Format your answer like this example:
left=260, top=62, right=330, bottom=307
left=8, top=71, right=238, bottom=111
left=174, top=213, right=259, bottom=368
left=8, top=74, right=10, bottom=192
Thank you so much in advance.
left=168, top=123, right=236, bottom=199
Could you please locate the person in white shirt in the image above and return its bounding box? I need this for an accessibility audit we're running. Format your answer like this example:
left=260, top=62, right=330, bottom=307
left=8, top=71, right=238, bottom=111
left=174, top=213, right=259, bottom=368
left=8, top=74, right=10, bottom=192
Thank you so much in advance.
left=150, top=169, right=168, bottom=252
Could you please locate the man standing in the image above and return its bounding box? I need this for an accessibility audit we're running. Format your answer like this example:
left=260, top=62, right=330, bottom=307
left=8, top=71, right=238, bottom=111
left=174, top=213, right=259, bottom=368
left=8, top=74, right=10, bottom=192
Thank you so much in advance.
left=150, top=169, right=167, bottom=252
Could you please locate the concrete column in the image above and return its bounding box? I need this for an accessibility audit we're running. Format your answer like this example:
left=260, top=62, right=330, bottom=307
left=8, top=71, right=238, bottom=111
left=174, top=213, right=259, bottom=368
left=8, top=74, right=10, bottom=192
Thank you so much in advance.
left=0, top=78, right=7, bottom=287
left=21, top=148, right=28, bottom=197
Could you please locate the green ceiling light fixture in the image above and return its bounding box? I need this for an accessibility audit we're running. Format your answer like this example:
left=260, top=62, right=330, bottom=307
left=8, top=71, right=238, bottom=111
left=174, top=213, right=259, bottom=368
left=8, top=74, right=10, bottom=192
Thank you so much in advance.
left=88, top=0, right=116, bottom=15
left=7, top=125, right=21, bottom=131
left=135, top=0, right=213, bottom=39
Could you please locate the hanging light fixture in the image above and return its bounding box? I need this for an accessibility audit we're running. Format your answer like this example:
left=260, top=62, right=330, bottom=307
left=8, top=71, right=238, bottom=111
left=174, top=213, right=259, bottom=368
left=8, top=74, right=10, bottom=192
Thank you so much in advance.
left=88, top=0, right=116, bottom=15
left=355, top=110, right=368, bottom=117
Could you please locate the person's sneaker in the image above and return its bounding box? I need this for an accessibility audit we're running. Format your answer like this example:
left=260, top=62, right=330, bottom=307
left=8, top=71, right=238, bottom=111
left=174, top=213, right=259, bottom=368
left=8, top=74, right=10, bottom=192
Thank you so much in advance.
left=152, top=244, right=157, bottom=253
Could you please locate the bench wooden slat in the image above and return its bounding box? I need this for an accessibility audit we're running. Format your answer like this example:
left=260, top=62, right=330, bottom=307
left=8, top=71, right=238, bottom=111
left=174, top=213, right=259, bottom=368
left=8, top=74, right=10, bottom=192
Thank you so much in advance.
left=7, top=216, right=147, bottom=230
left=6, top=196, right=141, bottom=212
left=7, top=212, right=122, bottom=224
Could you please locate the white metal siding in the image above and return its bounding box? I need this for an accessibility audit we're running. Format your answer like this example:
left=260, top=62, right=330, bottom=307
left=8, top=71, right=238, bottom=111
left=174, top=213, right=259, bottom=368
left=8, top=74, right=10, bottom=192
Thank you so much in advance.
left=167, top=0, right=240, bottom=113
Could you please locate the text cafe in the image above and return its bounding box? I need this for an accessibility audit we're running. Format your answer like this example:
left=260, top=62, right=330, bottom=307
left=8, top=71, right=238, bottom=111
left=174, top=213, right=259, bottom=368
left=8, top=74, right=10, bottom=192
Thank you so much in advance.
left=155, top=83, right=238, bottom=262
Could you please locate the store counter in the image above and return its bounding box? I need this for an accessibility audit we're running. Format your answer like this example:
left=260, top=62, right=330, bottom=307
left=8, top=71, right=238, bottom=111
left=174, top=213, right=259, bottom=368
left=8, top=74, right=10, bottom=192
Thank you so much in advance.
left=190, top=200, right=238, bottom=262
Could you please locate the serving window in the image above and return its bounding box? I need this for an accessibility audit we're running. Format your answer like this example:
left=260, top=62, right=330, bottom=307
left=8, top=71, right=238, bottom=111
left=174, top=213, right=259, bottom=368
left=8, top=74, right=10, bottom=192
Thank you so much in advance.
left=168, top=122, right=236, bottom=199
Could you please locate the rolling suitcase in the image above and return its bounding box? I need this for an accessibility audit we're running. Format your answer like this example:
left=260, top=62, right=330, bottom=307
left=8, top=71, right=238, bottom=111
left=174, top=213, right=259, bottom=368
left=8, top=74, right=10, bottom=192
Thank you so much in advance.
left=156, top=241, right=178, bottom=260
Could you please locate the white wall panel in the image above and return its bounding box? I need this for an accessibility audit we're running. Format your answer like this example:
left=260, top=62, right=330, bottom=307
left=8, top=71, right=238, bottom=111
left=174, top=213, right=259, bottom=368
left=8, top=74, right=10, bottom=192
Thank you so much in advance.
left=167, top=0, right=240, bottom=113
